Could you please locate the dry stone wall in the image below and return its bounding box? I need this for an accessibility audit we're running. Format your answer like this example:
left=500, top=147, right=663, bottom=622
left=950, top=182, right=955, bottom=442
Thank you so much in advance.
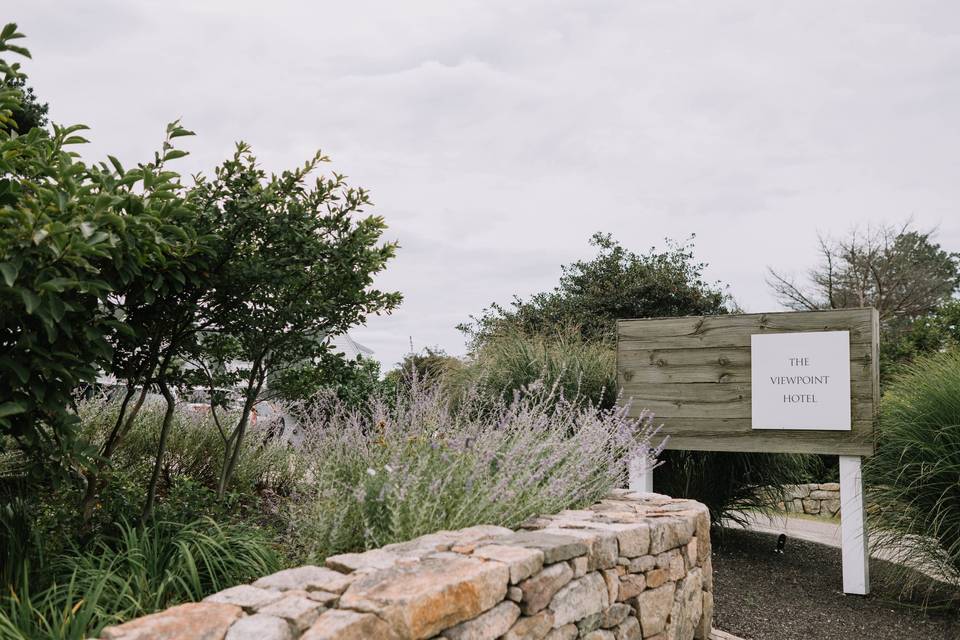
left=776, top=483, right=841, bottom=518
left=98, top=490, right=712, bottom=640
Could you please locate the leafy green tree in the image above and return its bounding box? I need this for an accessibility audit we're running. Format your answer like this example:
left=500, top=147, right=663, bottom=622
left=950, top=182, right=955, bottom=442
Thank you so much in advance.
left=0, top=25, right=197, bottom=474
left=767, top=222, right=959, bottom=324
left=188, top=144, right=401, bottom=498
left=460, top=233, right=730, bottom=345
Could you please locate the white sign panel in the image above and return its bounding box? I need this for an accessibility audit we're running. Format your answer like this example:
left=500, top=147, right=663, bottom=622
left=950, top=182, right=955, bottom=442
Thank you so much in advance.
left=751, top=331, right=852, bottom=431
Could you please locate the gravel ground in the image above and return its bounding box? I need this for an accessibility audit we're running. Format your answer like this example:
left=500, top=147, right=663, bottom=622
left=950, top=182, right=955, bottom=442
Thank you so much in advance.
left=712, top=529, right=960, bottom=640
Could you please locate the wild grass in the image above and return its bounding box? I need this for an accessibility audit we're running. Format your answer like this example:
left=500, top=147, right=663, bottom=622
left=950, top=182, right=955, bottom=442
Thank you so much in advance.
left=866, top=349, right=960, bottom=599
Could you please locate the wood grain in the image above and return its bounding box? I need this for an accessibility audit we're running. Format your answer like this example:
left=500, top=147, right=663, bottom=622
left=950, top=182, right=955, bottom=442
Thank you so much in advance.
left=616, top=308, right=878, bottom=456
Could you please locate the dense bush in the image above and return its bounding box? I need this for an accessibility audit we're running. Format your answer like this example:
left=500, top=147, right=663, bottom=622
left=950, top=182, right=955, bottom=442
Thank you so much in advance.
left=866, top=349, right=960, bottom=591
left=285, top=379, right=656, bottom=562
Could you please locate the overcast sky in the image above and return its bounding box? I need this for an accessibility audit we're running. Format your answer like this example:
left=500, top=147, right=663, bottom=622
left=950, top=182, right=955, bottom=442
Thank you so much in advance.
left=13, top=1, right=960, bottom=368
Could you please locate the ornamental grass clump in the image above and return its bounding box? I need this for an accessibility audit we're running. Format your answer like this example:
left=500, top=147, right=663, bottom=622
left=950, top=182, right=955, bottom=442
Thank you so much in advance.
left=866, top=349, right=960, bottom=595
left=0, top=518, right=279, bottom=640
left=445, top=329, right=618, bottom=409
left=287, top=378, right=657, bottom=562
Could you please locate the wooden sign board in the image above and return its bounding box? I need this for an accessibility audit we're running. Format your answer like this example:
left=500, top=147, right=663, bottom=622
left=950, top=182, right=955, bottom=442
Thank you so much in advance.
left=616, top=308, right=878, bottom=456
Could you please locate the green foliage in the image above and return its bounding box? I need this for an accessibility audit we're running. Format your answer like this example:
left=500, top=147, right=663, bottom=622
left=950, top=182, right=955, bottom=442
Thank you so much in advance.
left=881, top=299, right=960, bottom=383
left=0, top=25, right=203, bottom=471
left=0, top=496, right=37, bottom=589
left=446, top=330, right=617, bottom=409
left=0, top=518, right=279, bottom=640
left=270, top=352, right=384, bottom=409
left=866, top=349, right=960, bottom=592
left=460, top=233, right=730, bottom=345
left=0, top=396, right=291, bottom=639
left=653, top=450, right=821, bottom=528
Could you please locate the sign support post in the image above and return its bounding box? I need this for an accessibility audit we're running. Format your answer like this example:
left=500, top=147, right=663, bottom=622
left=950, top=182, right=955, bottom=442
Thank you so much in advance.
left=839, top=455, right=870, bottom=595
left=628, top=453, right=654, bottom=493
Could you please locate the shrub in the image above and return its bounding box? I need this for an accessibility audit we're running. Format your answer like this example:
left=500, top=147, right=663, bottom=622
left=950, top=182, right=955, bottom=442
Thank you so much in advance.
left=286, top=379, right=656, bottom=562
left=447, top=330, right=617, bottom=409
left=866, top=349, right=960, bottom=591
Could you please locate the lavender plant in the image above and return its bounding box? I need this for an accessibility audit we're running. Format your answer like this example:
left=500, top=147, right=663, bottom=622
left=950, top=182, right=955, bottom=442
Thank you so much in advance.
left=286, top=378, right=658, bottom=562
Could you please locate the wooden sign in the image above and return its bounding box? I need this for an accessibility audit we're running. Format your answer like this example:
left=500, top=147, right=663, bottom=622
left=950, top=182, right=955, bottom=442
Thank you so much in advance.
left=616, top=308, right=878, bottom=456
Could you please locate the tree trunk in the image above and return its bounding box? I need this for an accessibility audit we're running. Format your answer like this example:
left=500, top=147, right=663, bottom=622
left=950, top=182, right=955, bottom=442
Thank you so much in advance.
left=216, top=363, right=264, bottom=500
left=142, top=380, right=175, bottom=522
left=80, top=384, right=134, bottom=525
left=80, top=384, right=151, bottom=525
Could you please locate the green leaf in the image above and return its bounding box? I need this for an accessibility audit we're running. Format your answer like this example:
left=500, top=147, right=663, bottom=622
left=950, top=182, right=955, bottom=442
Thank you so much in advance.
left=38, top=277, right=77, bottom=293
left=107, top=155, right=125, bottom=175
left=163, top=149, right=189, bottom=162
left=20, top=289, right=40, bottom=313
left=5, top=44, right=30, bottom=58
left=48, top=295, right=66, bottom=322
left=0, top=261, right=18, bottom=287
left=0, top=357, right=28, bottom=383
left=0, top=401, right=27, bottom=418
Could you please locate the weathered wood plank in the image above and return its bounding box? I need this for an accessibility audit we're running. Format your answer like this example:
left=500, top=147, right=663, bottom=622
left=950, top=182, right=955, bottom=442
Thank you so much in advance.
left=618, top=345, right=873, bottom=384
left=615, top=309, right=879, bottom=456
left=660, top=433, right=874, bottom=456
left=625, top=397, right=874, bottom=420
left=620, top=379, right=876, bottom=399
left=618, top=309, right=874, bottom=349
left=633, top=417, right=874, bottom=437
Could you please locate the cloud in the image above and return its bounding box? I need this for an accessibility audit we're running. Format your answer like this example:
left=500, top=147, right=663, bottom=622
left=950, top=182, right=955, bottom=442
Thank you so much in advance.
left=13, top=0, right=960, bottom=367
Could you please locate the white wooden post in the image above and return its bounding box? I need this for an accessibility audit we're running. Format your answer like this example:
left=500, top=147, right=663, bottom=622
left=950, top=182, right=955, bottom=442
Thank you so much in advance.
left=628, top=453, right=654, bottom=493
left=839, top=455, right=869, bottom=595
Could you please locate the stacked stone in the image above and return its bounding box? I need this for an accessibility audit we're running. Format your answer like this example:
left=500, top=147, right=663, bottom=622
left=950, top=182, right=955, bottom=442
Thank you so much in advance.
left=776, top=483, right=841, bottom=517
left=97, top=491, right=712, bottom=640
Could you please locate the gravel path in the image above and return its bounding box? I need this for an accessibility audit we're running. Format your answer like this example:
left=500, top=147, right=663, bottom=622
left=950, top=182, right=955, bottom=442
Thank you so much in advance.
left=711, top=528, right=960, bottom=640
